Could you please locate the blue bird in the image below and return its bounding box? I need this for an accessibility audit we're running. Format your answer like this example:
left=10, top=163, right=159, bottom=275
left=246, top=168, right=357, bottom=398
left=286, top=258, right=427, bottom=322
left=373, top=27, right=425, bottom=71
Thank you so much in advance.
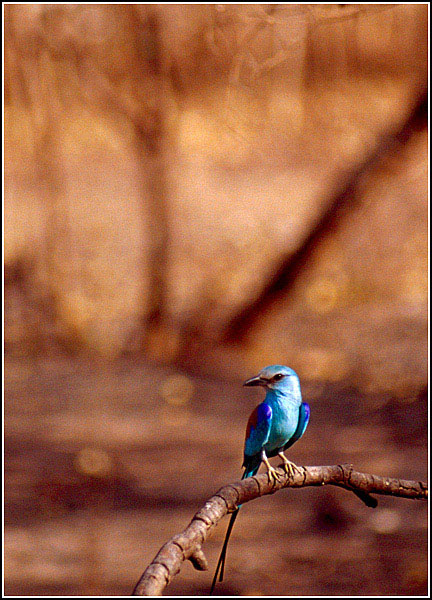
left=210, top=365, right=310, bottom=594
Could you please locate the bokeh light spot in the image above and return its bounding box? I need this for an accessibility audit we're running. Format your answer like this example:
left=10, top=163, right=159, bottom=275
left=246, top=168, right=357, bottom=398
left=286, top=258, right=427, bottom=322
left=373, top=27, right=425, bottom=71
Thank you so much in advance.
left=370, top=508, right=401, bottom=534
left=304, top=278, right=340, bottom=314
left=402, top=267, right=428, bottom=304
left=160, top=374, right=195, bottom=406
left=74, top=447, right=113, bottom=478
left=300, top=348, right=350, bottom=382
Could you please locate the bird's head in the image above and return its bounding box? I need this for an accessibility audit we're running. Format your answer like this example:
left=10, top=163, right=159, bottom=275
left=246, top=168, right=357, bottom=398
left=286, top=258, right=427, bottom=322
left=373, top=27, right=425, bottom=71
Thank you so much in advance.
left=243, top=365, right=299, bottom=391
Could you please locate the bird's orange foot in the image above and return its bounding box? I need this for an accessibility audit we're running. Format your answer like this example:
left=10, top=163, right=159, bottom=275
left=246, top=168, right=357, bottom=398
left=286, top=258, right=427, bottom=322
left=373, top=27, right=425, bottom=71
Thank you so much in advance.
left=267, top=464, right=283, bottom=485
left=278, top=452, right=302, bottom=479
left=261, top=453, right=283, bottom=484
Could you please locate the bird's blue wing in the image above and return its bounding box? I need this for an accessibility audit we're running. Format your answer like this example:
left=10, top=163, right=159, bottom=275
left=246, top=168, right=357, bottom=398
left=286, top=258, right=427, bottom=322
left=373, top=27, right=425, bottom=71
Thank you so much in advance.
left=243, top=402, right=272, bottom=460
left=283, top=402, right=310, bottom=451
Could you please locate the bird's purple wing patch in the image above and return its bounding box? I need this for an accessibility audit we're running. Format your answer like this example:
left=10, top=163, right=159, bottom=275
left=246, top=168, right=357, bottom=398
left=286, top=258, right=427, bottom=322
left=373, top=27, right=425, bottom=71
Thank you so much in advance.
left=245, top=403, right=272, bottom=438
left=244, top=402, right=272, bottom=458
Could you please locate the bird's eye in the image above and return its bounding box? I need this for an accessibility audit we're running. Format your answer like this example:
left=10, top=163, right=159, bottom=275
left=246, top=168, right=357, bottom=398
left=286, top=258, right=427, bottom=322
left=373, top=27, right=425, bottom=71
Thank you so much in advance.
left=273, top=374, right=284, bottom=381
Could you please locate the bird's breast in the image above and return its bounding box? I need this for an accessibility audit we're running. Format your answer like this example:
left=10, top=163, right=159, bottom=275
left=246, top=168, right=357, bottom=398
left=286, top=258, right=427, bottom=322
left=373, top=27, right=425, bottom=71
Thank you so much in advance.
left=266, top=399, right=299, bottom=451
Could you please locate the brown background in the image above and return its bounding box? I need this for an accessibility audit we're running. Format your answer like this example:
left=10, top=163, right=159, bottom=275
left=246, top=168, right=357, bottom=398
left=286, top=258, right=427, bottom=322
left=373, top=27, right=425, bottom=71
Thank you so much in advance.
left=4, top=4, right=428, bottom=596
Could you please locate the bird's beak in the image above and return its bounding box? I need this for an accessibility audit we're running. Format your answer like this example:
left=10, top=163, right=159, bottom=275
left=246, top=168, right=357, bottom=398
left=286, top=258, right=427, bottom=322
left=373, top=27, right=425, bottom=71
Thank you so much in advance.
left=243, top=375, right=266, bottom=387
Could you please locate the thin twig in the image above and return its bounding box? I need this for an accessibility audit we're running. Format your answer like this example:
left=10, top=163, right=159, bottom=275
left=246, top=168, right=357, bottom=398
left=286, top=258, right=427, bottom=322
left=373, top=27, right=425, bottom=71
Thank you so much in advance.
left=132, top=464, right=427, bottom=596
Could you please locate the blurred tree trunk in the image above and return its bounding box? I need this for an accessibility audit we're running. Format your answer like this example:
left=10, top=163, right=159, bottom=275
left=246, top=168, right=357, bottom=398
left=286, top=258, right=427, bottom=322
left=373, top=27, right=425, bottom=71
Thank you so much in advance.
left=128, top=7, right=172, bottom=358
left=69, top=4, right=173, bottom=358
left=102, top=5, right=173, bottom=359
left=5, top=5, right=71, bottom=352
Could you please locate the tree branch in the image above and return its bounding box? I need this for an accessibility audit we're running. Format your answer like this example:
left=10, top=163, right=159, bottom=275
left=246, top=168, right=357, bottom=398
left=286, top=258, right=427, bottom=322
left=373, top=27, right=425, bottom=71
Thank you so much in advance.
left=222, top=85, right=428, bottom=344
left=132, top=464, right=427, bottom=596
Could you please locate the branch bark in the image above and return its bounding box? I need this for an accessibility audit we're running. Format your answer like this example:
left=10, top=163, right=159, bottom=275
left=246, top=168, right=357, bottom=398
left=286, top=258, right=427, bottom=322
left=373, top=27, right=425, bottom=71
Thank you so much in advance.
left=132, top=463, right=427, bottom=596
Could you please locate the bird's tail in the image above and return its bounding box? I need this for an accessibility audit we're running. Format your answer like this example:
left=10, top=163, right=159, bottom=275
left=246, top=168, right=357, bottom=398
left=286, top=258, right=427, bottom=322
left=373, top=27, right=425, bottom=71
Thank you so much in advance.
left=209, top=508, right=239, bottom=594
left=210, top=466, right=258, bottom=594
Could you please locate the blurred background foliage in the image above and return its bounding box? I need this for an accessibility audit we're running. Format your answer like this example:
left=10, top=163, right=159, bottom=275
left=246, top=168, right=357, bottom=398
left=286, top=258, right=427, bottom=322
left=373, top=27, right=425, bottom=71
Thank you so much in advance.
left=4, top=3, right=428, bottom=596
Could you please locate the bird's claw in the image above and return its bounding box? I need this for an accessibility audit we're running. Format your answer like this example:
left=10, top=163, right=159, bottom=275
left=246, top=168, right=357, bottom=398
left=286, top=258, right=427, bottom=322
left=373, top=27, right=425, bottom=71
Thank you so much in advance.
left=278, top=453, right=302, bottom=479
left=284, top=461, right=302, bottom=479
left=267, top=465, right=283, bottom=485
